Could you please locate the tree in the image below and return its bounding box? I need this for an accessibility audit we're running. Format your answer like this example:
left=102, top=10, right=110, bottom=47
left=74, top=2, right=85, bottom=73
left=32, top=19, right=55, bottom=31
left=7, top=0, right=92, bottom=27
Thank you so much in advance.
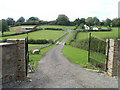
left=6, top=17, right=15, bottom=26
left=74, top=18, right=81, bottom=26
left=16, top=17, right=25, bottom=26
left=93, top=17, right=100, bottom=26
left=105, top=18, right=111, bottom=27
left=85, top=17, right=94, bottom=26
left=112, top=18, right=120, bottom=27
left=0, top=19, right=9, bottom=35
left=56, top=14, right=70, bottom=26
left=100, top=20, right=105, bottom=26
left=79, top=23, right=85, bottom=29
left=80, top=18, right=85, bottom=24
left=27, top=17, right=39, bottom=21
left=17, top=17, right=25, bottom=23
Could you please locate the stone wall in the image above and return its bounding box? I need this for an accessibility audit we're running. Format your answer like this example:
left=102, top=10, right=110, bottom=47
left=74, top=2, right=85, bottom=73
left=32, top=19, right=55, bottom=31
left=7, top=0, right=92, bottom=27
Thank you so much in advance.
left=1, top=43, right=17, bottom=87
left=107, top=39, right=119, bottom=76
left=118, top=39, right=120, bottom=89
left=1, top=39, right=26, bottom=87
left=7, top=39, right=26, bottom=80
left=0, top=44, right=2, bottom=89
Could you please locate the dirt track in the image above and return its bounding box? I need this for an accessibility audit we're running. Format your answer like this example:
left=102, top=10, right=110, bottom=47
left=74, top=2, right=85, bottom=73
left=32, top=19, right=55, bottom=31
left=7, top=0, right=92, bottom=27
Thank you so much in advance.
left=15, top=30, right=118, bottom=88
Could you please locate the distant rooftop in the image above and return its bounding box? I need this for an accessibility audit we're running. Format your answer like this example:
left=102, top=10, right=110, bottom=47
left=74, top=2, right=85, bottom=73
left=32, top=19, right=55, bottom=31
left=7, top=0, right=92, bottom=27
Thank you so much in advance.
left=19, top=30, right=31, bottom=31
left=21, top=27, right=34, bottom=29
left=0, top=43, right=14, bottom=46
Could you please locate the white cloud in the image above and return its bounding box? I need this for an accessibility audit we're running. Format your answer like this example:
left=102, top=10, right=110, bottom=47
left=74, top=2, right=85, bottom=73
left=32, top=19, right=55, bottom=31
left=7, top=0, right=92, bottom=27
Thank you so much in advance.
left=0, top=0, right=119, bottom=21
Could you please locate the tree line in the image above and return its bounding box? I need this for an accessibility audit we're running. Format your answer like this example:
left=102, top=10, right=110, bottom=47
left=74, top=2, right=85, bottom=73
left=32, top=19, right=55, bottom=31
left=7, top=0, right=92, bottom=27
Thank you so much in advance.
left=0, top=14, right=120, bottom=34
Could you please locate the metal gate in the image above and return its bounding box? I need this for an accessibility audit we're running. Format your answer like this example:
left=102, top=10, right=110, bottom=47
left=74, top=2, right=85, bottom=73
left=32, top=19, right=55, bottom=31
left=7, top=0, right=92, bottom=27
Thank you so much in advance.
left=88, top=33, right=109, bottom=71
left=25, top=36, right=29, bottom=76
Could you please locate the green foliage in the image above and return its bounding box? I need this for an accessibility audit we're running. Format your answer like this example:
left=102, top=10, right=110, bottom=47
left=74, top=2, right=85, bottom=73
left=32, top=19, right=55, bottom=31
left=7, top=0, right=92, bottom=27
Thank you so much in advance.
left=16, top=17, right=25, bottom=26
left=17, top=17, right=25, bottom=23
left=93, top=17, right=100, bottom=26
left=23, top=21, right=40, bottom=25
left=70, top=39, right=89, bottom=50
left=81, top=64, right=102, bottom=71
left=56, top=14, right=70, bottom=26
left=74, top=18, right=81, bottom=26
left=105, top=18, right=112, bottom=27
left=85, top=17, right=100, bottom=26
left=73, top=18, right=85, bottom=26
left=28, top=39, right=50, bottom=44
left=6, top=17, right=15, bottom=26
left=1, top=19, right=9, bottom=34
left=85, top=17, right=94, bottom=26
left=112, top=18, right=120, bottom=27
left=27, top=17, right=39, bottom=21
left=77, top=23, right=84, bottom=30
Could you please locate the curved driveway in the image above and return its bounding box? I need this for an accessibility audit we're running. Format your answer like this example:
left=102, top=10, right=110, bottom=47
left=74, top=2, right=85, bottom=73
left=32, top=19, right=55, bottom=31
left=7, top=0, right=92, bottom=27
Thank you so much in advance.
left=17, top=30, right=118, bottom=88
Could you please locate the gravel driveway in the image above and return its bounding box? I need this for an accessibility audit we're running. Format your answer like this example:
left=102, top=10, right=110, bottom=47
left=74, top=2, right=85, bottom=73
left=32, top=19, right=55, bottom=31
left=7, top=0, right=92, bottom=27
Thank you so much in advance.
left=15, top=30, right=118, bottom=88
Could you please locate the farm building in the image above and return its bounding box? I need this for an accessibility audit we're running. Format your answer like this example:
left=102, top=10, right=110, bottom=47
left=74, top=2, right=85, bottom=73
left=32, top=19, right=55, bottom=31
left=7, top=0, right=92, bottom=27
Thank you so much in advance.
left=93, top=27, right=99, bottom=30
left=84, top=25, right=90, bottom=30
left=21, top=27, right=35, bottom=30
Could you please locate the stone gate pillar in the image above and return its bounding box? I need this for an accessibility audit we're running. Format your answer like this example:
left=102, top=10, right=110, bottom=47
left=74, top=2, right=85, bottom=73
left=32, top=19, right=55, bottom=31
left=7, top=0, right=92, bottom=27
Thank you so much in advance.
left=7, top=39, right=26, bottom=80
left=107, top=39, right=119, bottom=76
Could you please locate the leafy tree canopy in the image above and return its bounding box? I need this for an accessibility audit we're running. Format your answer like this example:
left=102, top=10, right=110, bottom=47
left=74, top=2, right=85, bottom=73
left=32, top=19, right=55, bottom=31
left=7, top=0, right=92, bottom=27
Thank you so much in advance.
left=6, top=17, right=15, bottom=26
left=0, top=19, right=9, bottom=34
left=27, top=17, right=39, bottom=21
left=17, top=17, right=25, bottom=23
left=56, top=14, right=70, bottom=26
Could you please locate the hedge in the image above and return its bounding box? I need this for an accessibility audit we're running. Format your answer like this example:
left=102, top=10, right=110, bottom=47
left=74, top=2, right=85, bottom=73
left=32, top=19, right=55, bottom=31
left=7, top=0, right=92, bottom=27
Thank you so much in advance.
left=44, top=28, right=64, bottom=31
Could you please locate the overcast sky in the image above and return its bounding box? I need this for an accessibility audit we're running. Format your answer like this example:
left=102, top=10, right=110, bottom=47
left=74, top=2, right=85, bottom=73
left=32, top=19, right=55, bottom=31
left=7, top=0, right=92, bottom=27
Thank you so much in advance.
left=0, top=0, right=119, bottom=21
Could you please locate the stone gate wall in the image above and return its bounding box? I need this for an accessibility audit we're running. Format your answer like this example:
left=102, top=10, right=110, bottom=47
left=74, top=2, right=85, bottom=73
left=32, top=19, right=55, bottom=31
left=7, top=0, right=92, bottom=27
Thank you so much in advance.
left=107, top=39, right=120, bottom=77
left=0, top=39, right=26, bottom=87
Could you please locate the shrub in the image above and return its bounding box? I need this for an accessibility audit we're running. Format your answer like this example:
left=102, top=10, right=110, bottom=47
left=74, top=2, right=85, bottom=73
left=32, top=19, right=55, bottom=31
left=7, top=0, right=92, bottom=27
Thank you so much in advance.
left=28, top=39, right=50, bottom=44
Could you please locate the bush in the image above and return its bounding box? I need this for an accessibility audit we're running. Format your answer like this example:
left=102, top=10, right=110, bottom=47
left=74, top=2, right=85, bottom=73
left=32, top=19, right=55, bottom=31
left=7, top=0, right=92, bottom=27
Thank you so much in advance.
left=28, top=39, right=50, bottom=44
left=1, top=39, right=7, bottom=42
left=70, top=40, right=89, bottom=51
left=44, top=28, right=63, bottom=31
left=48, top=39, right=54, bottom=44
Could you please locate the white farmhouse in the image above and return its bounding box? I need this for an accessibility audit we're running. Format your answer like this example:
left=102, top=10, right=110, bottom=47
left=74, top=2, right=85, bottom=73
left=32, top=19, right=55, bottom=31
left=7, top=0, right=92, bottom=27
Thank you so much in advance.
left=84, top=25, right=90, bottom=30
left=93, top=27, right=99, bottom=30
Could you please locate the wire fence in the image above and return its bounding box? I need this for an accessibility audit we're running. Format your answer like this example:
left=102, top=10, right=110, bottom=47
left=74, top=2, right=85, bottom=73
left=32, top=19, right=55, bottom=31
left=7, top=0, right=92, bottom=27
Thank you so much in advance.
left=88, top=33, right=108, bottom=71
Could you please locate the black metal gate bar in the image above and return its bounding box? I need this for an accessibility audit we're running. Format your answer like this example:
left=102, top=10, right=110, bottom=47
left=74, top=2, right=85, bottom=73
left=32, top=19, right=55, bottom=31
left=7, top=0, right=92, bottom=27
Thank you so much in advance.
left=25, top=35, right=29, bottom=76
left=88, top=33, right=91, bottom=62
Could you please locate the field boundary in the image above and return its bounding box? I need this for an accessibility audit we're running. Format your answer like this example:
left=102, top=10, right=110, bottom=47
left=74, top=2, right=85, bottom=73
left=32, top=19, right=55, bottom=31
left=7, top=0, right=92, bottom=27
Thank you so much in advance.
left=75, top=29, right=112, bottom=32
left=1, top=28, right=43, bottom=37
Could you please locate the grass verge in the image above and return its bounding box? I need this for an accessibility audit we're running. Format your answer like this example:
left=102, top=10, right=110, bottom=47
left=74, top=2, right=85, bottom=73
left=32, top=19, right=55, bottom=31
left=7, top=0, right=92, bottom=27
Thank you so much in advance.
left=29, top=44, right=55, bottom=68
left=62, top=43, right=102, bottom=71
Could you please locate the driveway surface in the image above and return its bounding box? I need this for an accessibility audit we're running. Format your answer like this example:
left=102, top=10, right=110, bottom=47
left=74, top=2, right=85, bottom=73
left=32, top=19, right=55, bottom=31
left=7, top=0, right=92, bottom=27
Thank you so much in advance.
left=15, top=30, right=118, bottom=88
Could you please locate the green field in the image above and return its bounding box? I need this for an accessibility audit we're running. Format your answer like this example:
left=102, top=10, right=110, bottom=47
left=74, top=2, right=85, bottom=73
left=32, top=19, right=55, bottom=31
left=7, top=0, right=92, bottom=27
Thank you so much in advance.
left=2, top=30, right=65, bottom=40
left=9, top=25, right=35, bottom=33
left=62, top=45, right=101, bottom=70
left=40, top=25, right=75, bottom=30
left=62, top=45, right=88, bottom=65
left=1, top=25, right=75, bottom=35
left=77, top=27, right=118, bottom=41
left=63, top=27, right=119, bottom=70
left=0, top=25, right=36, bottom=35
